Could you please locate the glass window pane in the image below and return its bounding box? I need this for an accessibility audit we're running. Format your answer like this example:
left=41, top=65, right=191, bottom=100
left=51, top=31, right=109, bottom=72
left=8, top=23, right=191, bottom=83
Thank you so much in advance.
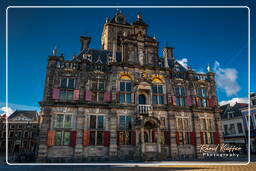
left=181, top=87, right=185, bottom=96
left=97, top=131, right=103, bottom=145
left=64, top=115, right=72, bottom=128
left=126, top=93, right=131, bottom=103
left=175, top=87, right=180, bottom=96
left=153, top=95, right=157, bottom=104
left=120, top=82, right=125, bottom=92
left=89, top=131, right=95, bottom=145
left=90, top=115, right=96, bottom=129
left=61, top=78, right=67, bottom=88
left=56, top=114, right=64, bottom=128
left=152, top=85, right=157, bottom=93
left=120, top=94, right=125, bottom=104
left=159, top=95, right=164, bottom=104
left=98, top=93, right=104, bottom=102
left=92, top=81, right=97, bottom=91
left=98, top=81, right=105, bottom=91
left=68, top=78, right=75, bottom=89
left=63, top=132, right=70, bottom=145
left=97, top=116, right=104, bottom=129
left=119, top=116, right=126, bottom=130
left=67, top=91, right=73, bottom=100
left=60, top=90, right=66, bottom=100
left=158, top=85, right=163, bottom=94
left=126, top=82, right=131, bottom=92
left=126, top=116, right=132, bottom=130
left=55, top=132, right=62, bottom=145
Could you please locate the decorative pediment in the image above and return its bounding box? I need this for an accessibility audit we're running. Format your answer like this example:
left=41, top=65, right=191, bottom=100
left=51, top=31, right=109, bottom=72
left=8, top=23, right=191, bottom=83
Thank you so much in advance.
left=9, top=114, right=31, bottom=122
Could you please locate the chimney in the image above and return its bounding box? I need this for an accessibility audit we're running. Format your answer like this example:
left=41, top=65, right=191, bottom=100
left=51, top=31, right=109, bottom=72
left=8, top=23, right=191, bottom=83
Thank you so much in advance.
left=80, top=36, right=91, bottom=50
left=163, top=47, right=174, bottom=60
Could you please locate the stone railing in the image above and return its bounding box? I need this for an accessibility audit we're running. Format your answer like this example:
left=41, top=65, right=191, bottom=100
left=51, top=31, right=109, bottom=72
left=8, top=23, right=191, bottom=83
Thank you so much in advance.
left=137, top=105, right=152, bottom=115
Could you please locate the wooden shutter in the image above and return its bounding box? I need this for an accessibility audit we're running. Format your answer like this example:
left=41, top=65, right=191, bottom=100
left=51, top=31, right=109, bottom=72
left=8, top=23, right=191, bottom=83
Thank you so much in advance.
left=131, top=131, right=136, bottom=145
left=83, top=131, right=90, bottom=146
left=186, top=96, right=192, bottom=107
left=165, top=131, right=170, bottom=145
left=200, top=132, right=204, bottom=144
left=213, top=132, right=220, bottom=145
left=104, top=91, right=111, bottom=102
left=47, top=130, right=55, bottom=147
left=172, top=96, right=177, bottom=106
left=85, top=90, right=92, bottom=101
left=73, top=90, right=80, bottom=100
left=176, top=132, right=180, bottom=145
left=70, top=131, right=77, bottom=146
left=190, top=132, right=196, bottom=145
left=116, top=91, right=120, bottom=103
left=52, top=88, right=60, bottom=100
left=103, top=131, right=110, bottom=146
left=196, top=97, right=200, bottom=107
left=164, top=94, right=167, bottom=104
left=117, top=131, right=120, bottom=145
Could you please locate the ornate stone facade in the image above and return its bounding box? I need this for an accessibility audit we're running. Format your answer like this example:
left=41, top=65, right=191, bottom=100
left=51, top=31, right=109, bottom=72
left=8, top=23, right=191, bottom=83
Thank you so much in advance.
left=38, top=11, right=223, bottom=161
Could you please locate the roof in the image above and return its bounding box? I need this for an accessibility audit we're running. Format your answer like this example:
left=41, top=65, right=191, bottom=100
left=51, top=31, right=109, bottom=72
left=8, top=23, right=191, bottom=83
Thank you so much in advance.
left=220, top=103, right=246, bottom=119
left=8, top=110, right=38, bottom=122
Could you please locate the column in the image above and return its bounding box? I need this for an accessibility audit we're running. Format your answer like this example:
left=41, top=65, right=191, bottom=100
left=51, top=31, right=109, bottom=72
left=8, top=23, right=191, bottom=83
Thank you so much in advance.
left=37, top=107, right=52, bottom=160
left=74, top=109, right=84, bottom=159
left=169, top=111, right=178, bottom=159
left=141, top=127, right=145, bottom=152
left=194, top=113, right=203, bottom=159
left=157, top=127, right=161, bottom=153
left=109, top=112, right=118, bottom=160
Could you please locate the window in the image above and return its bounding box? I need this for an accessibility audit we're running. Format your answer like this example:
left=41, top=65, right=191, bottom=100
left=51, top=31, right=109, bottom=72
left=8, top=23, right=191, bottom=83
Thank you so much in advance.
left=32, top=125, right=37, bottom=129
left=177, top=118, right=190, bottom=130
left=24, top=131, right=29, bottom=138
left=175, top=87, right=186, bottom=106
left=178, top=132, right=190, bottom=144
left=89, top=115, right=105, bottom=145
left=200, top=118, right=213, bottom=131
left=197, top=87, right=208, bottom=107
left=237, top=123, right=243, bottom=134
left=91, top=80, right=105, bottom=102
left=18, top=125, right=23, bottom=129
left=9, top=131, right=14, bottom=138
left=59, top=78, right=75, bottom=100
left=2, top=131, right=6, bottom=138
left=119, top=116, right=132, bottom=130
left=10, top=124, right=15, bottom=129
left=152, top=85, right=164, bottom=104
left=224, top=125, right=228, bottom=135
left=120, top=81, right=132, bottom=104
left=230, top=124, right=236, bottom=134
left=17, top=131, right=22, bottom=138
left=55, top=131, right=70, bottom=146
left=202, top=132, right=214, bottom=144
left=55, top=114, right=72, bottom=128
left=60, top=78, right=75, bottom=89
left=118, top=115, right=132, bottom=145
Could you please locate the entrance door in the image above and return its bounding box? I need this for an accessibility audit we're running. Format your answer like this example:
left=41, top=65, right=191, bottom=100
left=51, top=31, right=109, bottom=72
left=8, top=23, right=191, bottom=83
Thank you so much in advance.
left=139, top=94, right=146, bottom=104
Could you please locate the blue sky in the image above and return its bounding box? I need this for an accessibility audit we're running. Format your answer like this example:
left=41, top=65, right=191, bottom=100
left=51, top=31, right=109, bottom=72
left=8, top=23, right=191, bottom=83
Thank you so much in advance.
left=0, top=0, right=255, bottom=113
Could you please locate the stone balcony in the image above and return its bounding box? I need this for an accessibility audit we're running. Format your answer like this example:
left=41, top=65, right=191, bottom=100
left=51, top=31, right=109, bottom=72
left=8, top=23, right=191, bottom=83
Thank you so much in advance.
left=137, top=104, right=152, bottom=115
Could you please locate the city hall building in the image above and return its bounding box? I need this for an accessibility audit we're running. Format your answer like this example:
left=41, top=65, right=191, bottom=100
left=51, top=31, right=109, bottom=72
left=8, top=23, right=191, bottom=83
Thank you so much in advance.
left=38, top=11, right=223, bottom=161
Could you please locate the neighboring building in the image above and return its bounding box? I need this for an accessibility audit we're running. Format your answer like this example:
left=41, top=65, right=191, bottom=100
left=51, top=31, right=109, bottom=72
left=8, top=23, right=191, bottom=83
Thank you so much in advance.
left=220, top=103, right=247, bottom=151
left=38, top=11, right=223, bottom=161
left=0, top=111, right=39, bottom=154
left=0, top=114, right=6, bottom=152
left=241, top=93, right=256, bottom=154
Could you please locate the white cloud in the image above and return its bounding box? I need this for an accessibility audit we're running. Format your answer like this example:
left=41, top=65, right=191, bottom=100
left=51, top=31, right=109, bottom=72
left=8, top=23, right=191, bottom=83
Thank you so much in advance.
left=0, top=107, right=15, bottom=116
left=177, top=58, right=188, bottom=69
left=219, top=97, right=248, bottom=106
left=213, top=61, right=240, bottom=97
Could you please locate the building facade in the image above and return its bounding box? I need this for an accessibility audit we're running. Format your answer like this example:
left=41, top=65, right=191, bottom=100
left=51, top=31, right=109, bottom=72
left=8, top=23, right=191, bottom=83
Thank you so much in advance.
left=0, top=111, right=39, bottom=154
left=241, top=93, right=256, bottom=154
left=38, top=11, right=223, bottom=161
left=220, top=103, right=247, bottom=152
